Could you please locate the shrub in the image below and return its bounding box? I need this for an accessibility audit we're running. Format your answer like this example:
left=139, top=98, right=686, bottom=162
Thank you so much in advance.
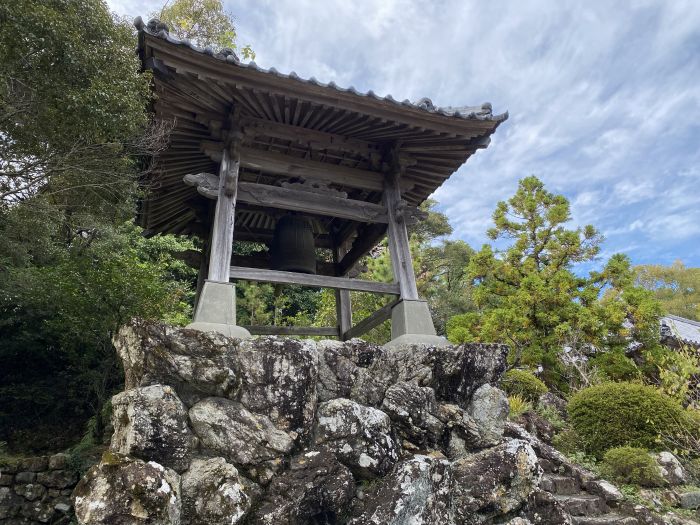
left=569, top=382, right=686, bottom=457
left=600, top=446, right=665, bottom=487
left=590, top=349, right=641, bottom=382
left=508, top=394, right=532, bottom=420
left=501, top=369, right=549, bottom=402
left=552, top=429, right=584, bottom=455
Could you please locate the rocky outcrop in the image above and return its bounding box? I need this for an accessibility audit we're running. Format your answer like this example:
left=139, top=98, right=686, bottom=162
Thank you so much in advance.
left=68, top=320, right=663, bottom=525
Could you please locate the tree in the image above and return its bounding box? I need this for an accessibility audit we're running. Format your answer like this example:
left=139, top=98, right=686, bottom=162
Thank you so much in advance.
left=157, top=0, right=255, bottom=59
left=0, top=0, right=157, bottom=213
left=635, top=261, right=700, bottom=321
left=447, top=176, right=661, bottom=389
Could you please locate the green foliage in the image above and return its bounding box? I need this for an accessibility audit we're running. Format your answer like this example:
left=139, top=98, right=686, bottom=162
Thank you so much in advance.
left=157, top=0, right=255, bottom=58
left=636, top=261, right=700, bottom=321
left=501, top=369, right=549, bottom=401
left=568, top=382, right=686, bottom=457
left=655, top=345, right=700, bottom=406
left=508, top=394, right=532, bottom=420
left=600, top=447, right=665, bottom=487
left=0, top=0, right=152, bottom=211
left=535, top=404, right=567, bottom=432
left=591, top=349, right=641, bottom=382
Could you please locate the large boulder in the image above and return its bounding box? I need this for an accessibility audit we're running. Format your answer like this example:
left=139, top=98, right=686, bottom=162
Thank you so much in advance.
left=467, top=384, right=509, bottom=446
left=314, top=398, right=399, bottom=478
left=73, top=452, right=180, bottom=525
left=188, top=397, right=294, bottom=483
left=250, top=450, right=354, bottom=525
left=114, top=320, right=239, bottom=406
left=655, top=451, right=687, bottom=486
left=349, top=454, right=453, bottom=525
left=316, top=339, right=384, bottom=403
left=111, top=384, right=195, bottom=473
left=450, top=439, right=542, bottom=523
left=381, top=381, right=444, bottom=447
left=233, top=337, right=319, bottom=440
left=181, top=457, right=253, bottom=525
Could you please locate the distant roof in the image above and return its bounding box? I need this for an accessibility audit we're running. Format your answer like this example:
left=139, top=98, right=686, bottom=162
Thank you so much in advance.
left=661, top=314, right=700, bottom=346
left=134, top=17, right=507, bottom=242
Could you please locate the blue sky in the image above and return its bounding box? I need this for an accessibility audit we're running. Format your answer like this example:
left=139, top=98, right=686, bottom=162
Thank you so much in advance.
left=109, top=0, right=700, bottom=268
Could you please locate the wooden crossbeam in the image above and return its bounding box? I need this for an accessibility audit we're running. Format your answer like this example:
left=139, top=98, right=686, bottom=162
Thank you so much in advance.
left=243, top=325, right=339, bottom=336
left=229, top=266, right=399, bottom=294
left=184, top=173, right=425, bottom=224
left=343, top=299, right=400, bottom=340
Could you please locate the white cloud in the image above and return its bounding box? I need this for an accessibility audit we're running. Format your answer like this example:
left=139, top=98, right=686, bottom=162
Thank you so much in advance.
left=106, top=0, right=700, bottom=266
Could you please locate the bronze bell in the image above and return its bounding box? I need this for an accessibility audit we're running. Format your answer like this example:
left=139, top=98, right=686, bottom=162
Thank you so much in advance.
left=270, top=215, right=317, bottom=274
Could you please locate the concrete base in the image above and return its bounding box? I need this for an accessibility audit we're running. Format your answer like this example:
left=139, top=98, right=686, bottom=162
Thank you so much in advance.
left=186, top=280, right=251, bottom=339
left=384, top=299, right=449, bottom=348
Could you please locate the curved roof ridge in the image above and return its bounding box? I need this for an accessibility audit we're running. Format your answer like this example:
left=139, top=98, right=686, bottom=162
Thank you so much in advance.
left=134, top=16, right=508, bottom=124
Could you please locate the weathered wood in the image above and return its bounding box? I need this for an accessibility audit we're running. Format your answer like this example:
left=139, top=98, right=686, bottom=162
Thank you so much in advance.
left=229, top=266, right=400, bottom=295
left=184, top=172, right=425, bottom=224
left=334, top=246, right=352, bottom=339
left=338, top=223, right=387, bottom=276
left=343, top=299, right=400, bottom=340
left=243, top=325, right=338, bottom=336
left=384, top=158, right=419, bottom=300
left=230, top=253, right=336, bottom=276
left=207, top=136, right=240, bottom=281
left=240, top=116, right=379, bottom=157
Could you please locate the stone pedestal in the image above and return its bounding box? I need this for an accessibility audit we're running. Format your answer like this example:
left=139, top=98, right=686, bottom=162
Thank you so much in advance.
left=385, top=299, right=448, bottom=348
left=186, top=280, right=251, bottom=339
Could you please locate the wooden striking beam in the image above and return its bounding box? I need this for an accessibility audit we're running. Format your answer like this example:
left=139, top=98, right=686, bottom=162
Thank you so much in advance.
left=229, top=266, right=399, bottom=295
left=343, top=299, right=400, bottom=340
left=183, top=172, right=425, bottom=224
left=243, top=325, right=338, bottom=336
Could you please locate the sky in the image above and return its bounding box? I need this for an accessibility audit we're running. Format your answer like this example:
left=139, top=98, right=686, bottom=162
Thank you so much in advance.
left=108, top=0, right=700, bottom=269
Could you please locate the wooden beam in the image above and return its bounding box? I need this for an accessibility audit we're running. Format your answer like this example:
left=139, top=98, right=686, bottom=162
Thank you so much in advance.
left=229, top=266, right=399, bottom=295
left=334, top=245, right=352, bottom=340
left=243, top=325, right=339, bottom=337
left=338, top=223, right=387, bottom=276
left=207, top=132, right=241, bottom=281
left=240, top=116, right=379, bottom=157
left=231, top=253, right=336, bottom=276
left=384, top=155, right=419, bottom=300
left=343, top=299, right=400, bottom=340
left=184, top=172, right=425, bottom=224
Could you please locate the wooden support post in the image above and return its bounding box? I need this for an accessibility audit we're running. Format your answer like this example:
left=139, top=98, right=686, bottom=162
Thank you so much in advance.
left=383, top=161, right=419, bottom=301
left=207, top=135, right=241, bottom=281
left=334, top=245, right=352, bottom=340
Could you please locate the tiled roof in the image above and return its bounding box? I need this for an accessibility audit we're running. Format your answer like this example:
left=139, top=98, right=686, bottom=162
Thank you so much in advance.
left=134, top=17, right=508, bottom=125
left=661, top=314, right=700, bottom=346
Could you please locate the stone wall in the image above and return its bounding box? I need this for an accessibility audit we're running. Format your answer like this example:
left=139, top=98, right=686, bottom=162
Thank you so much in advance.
left=0, top=453, right=78, bottom=524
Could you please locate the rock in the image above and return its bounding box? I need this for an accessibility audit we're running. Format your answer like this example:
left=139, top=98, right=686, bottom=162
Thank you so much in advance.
left=14, top=483, right=46, bottom=501
left=431, top=343, right=509, bottom=406
left=114, top=320, right=240, bottom=405
left=381, top=381, right=444, bottom=447
left=655, top=452, right=686, bottom=486
left=233, top=337, right=318, bottom=440
left=314, top=398, right=399, bottom=479
left=348, top=454, right=452, bottom=525
left=181, top=457, right=253, bottom=525
left=680, top=491, right=700, bottom=509
left=48, top=453, right=70, bottom=470
left=618, top=501, right=666, bottom=524
left=73, top=452, right=180, bottom=525
left=467, top=384, right=509, bottom=445
left=0, top=486, right=21, bottom=519
left=0, top=473, right=12, bottom=485
left=36, top=469, right=78, bottom=489
left=111, top=384, right=194, bottom=473
left=520, top=489, right=571, bottom=524
left=189, top=397, right=294, bottom=481
left=13, top=472, right=35, bottom=484
left=317, top=339, right=384, bottom=402
left=16, top=457, right=48, bottom=472
left=538, top=392, right=568, bottom=419
left=583, top=479, right=624, bottom=503
left=450, top=439, right=542, bottom=523
left=251, top=450, right=354, bottom=525
left=517, top=411, right=556, bottom=444
left=439, top=403, right=498, bottom=456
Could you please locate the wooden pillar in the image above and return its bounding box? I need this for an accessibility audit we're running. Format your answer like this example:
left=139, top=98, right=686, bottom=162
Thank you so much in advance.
left=207, top=134, right=241, bottom=282
left=334, top=245, right=352, bottom=339
left=383, top=166, right=419, bottom=300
